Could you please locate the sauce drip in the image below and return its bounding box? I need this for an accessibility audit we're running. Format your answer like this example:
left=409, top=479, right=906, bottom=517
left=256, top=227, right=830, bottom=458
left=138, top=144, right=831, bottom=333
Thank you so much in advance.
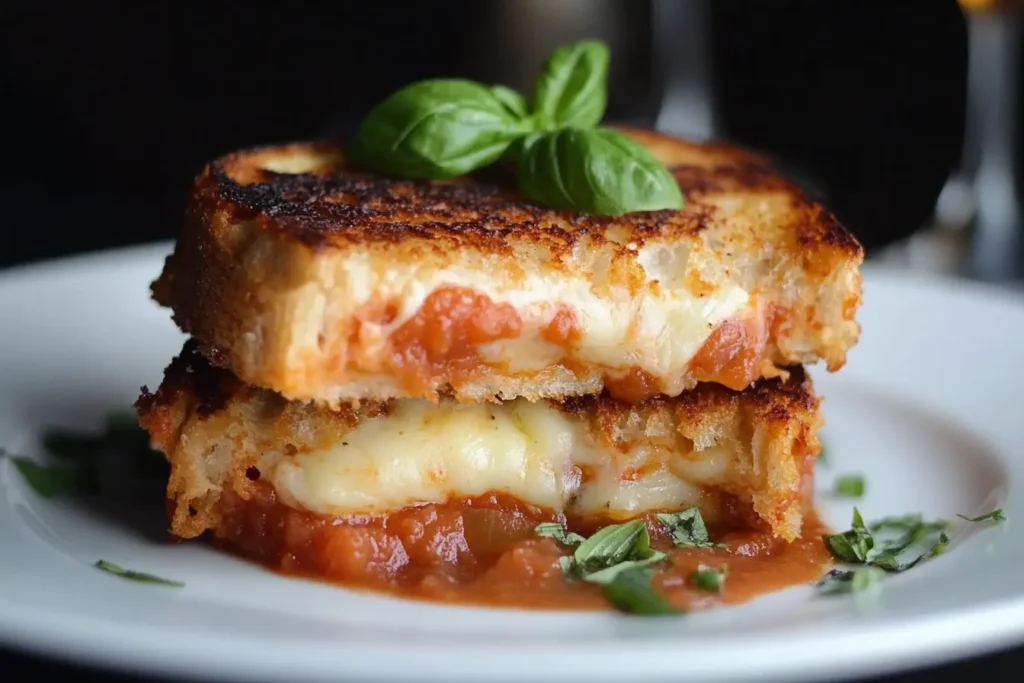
left=213, top=488, right=831, bottom=611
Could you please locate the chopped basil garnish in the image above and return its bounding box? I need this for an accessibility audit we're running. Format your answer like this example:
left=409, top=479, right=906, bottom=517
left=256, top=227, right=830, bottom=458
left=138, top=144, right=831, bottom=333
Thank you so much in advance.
left=832, top=474, right=865, bottom=498
left=656, top=508, right=725, bottom=549
left=94, top=560, right=184, bottom=587
left=957, top=509, right=1006, bottom=524
left=571, top=519, right=664, bottom=577
left=535, top=522, right=586, bottom=547
left=817, top=566, right=885, bottom=594
left=691, top=565, right=728, bottom=594
left=818, top=506, right=999, bottom=596
left=538, top=519, right=677, bottom=614
left=822, top=507, right=874, bottom=563
left=817, top=442, right=828, bottom=466
left=602, top=567, right=682, bottom=616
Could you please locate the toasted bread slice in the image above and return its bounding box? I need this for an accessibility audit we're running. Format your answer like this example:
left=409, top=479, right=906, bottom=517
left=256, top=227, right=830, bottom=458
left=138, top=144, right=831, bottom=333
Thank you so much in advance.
left=152, top=127, right=862, bottom=404
left=137, top=341, right=822, bottom=543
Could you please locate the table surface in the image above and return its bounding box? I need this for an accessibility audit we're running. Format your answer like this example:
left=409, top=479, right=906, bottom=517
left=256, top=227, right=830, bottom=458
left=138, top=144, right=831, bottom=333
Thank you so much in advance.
left=1, top=643, right=1021, bottom=682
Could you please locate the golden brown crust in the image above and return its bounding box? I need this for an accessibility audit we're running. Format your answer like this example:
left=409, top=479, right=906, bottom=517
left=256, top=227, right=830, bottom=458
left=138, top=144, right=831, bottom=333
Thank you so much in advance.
left=152, top=126, right=862, bottom=403
left=137, top=341, right=821, bottom=542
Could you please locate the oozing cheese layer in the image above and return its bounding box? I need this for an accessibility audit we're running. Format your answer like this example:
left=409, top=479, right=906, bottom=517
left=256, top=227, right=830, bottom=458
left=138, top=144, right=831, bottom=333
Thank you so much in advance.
left=264, top=398, right=736, bottom=520
left=306, top=252, right=750, bottom=396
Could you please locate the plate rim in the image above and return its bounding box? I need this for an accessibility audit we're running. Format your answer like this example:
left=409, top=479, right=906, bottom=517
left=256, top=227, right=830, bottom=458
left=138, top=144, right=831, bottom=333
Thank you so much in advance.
left=1, top=243, right=1023, bottom=682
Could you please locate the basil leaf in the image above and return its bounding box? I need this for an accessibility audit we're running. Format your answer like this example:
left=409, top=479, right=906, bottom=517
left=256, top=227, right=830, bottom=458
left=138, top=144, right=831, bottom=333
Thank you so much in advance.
left=533, top=40, right=610, bottom=129
left=818, top=566, right=885, bottom=595
left=823, top=507, right=874, bottom=562
left=557, top=519, right=668, bottom=584
left=833, top=474, right=865, bottom=498
left=957, top=509, right=1007, bottom=524
left=876, top=519, right=948, bottom=556
left=870, top=514, right=925, bottom=532
left=601, top=567, right=681, bottom=615
left=8, top=455, right=96, bottom=498
left=574, top=519, right=653, bottom=573
left=581, top=552, right=667, bottom=585
left=535, top=522, right=586, bottom=547
left=351, top=79, right=528, bottom=179
left=691, top=565, right=728, bottom=594
left=94, top=560, right=184, bottom=587
left=490, top=85, right=529, bottom=120
left=817, top=442, right=828, bottom=466
left=900, top=532, right=950, bottom=571
left=517, top=128, right=684, bottom=216
left=656, top=508, right=725, bottom=549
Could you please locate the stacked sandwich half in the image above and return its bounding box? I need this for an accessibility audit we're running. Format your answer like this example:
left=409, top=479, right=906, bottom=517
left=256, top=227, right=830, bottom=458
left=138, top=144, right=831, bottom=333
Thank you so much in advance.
left=137, top=127, right=862, bottom=603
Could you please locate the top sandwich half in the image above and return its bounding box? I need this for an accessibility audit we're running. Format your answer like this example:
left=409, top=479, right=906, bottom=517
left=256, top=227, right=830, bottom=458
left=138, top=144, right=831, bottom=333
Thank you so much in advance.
left=152, top=127, right=863, bottom=406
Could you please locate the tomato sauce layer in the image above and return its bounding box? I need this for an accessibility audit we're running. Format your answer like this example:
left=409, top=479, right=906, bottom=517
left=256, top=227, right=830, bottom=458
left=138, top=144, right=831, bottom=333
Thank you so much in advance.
left=688, top=305, right=784, bottom=391
left=211, top=487, right=831, bottom=611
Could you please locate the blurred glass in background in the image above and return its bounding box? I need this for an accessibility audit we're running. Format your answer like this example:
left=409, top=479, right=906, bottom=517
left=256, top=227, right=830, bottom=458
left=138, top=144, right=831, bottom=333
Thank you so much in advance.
left=2, top=0, right=1019, bottom=286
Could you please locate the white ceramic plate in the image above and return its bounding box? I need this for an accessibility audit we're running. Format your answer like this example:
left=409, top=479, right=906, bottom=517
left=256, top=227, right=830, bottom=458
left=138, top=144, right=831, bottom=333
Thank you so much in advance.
left=1, top=243, right=1022, bottom=683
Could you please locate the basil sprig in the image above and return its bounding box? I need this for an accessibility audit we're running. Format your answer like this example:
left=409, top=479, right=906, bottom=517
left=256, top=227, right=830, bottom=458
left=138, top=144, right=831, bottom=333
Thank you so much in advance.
left=352, top=41, right=684, bottom=216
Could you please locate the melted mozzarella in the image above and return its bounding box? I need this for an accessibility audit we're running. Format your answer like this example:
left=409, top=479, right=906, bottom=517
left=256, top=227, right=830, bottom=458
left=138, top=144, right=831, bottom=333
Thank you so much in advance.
left=264, top=398, right=734, bottom=518
left=333, top=250, right=749, bottom=392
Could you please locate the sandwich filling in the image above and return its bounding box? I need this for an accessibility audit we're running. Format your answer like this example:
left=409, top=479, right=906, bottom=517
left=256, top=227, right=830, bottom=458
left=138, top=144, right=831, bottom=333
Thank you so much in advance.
left=138, top=342, right=820, bottom=541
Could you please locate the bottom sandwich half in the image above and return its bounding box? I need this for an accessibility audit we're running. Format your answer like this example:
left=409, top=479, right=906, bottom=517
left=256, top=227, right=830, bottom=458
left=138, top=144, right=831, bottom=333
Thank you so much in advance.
left=136, top=341, right=830, bottom=611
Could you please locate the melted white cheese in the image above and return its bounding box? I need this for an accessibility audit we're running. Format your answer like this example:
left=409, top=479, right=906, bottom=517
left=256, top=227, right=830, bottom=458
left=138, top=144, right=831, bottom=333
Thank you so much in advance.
left=264, top=398, right=734, bottom=518
left=329, top=249, right=749, bottom=393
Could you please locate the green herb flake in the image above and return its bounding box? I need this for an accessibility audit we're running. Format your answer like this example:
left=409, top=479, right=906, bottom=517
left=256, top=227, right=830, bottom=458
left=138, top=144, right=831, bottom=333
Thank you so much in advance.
left=691, top=565, right=728, bottom=594
left=656, top=507, right=725, bottom=549
left=817, top=443, right=828, bottom=466
left=546, top=519, right=678, bottom=614
left=819, top=507, right=976, bottom=597
left=601, top=567, right=681, bottom=616
left=832, top=474, right=865, bottom=498
left=572, top=519, right=658, bottom=574
left=94, top=560, right=184, bottom=587
left=822, top=507, right=874, bottom=563
left=534, top=522, right=586, bottom=547
left=817, top=566, right=885, bottom=595
left=957, top=509, right=1006, bottom=524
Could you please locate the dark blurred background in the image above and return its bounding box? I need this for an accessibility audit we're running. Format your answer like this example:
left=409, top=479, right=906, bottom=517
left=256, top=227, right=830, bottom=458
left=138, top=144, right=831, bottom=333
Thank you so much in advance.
left=5, top=0, right=1011, bottom=278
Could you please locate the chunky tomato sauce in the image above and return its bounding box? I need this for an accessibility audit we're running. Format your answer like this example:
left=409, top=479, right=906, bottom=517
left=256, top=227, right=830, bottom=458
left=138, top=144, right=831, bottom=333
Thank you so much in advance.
left=603, top=368, right=662, bottom=403
left=540, top=305, right=581, bottom=346
left=688, top=306, right=781, bottom=391
left=213, top=488, right=831, bottom=611
left=350, top=289, right=788, bottom=397
left=383, top=286, right=522, bottom=393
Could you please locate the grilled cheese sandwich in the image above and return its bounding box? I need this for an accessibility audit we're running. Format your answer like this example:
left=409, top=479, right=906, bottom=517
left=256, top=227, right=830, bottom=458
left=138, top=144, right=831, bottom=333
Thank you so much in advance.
left=152, top=127, right=863, bottom=405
